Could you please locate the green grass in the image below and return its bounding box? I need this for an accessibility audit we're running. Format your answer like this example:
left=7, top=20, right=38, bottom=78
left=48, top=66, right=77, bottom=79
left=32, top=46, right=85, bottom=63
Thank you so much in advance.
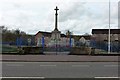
left=2, top=45, right=18, bottom=53
left=95, top=49, right=108, bottom=54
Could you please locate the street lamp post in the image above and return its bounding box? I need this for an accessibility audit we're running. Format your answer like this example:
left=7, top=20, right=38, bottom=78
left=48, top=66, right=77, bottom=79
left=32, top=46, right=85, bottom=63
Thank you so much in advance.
left=108, top=0, right=111, bottom=54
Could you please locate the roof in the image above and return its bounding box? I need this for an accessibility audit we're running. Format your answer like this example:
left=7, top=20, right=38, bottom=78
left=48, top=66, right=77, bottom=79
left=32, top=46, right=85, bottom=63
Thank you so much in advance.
left=35, top=31, right=66, bottom=37
left=79, top=35, right=91, bottom=40
left=92, top=29, right=120, bottom=34
left=72, top=35, right=91, bottom=40
left=35, top=31, right=51, bottom=37
left=61, top=34, right=66, bottom=37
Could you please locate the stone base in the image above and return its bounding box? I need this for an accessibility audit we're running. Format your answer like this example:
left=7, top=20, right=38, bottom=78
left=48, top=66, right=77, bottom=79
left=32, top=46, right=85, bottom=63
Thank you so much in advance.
left=43, top=52, right=70, bottom=55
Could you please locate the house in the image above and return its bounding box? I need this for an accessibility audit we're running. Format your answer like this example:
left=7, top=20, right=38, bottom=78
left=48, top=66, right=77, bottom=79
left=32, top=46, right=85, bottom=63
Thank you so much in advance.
left=71, top=35, right=91, bottom=47
left=35, top=31, right=51, bottom=46
left=92, top=29, right=120, bottom=42
left=91, top=29, right=120, bottom=52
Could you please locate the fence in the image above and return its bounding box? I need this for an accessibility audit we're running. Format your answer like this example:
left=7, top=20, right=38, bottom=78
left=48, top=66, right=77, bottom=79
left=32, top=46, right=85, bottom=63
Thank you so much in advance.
left=90, top=40, right=120, bottom=52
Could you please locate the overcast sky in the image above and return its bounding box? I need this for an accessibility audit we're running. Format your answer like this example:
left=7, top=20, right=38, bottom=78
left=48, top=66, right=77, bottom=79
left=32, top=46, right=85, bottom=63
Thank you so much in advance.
left=0, top=0, right=119, bottom=35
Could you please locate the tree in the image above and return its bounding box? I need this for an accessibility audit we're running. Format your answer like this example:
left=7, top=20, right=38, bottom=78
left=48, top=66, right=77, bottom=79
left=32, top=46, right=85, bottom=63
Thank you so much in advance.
left=84, top=33, right=89, bottom=35
left=66, top=30, right=73, bottom=37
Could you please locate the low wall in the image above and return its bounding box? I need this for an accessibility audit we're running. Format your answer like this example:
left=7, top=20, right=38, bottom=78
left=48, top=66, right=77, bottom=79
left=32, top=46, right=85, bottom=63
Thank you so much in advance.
left=70, top=47, right=91, bottom=55
left=20, top=46, right=43, bottom=54
left=43, top=52, right=70, bottom=55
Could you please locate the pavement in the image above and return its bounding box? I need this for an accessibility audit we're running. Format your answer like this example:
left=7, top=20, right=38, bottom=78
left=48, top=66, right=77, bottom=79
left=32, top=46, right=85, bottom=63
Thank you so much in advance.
left=1, top=55, right=119, bottom=62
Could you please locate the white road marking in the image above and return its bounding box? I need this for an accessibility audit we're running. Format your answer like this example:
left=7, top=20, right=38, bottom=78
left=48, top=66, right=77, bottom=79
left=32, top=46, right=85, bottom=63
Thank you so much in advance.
left=72, top=65, right=89, bottom=67
left=104, top=65, right=118, bottom=67
left=6, top=64, right=24, bottom=67
left=1, top=77, right=45, bottom=79
left=3, top=62, right=57, bottom=63
left=40, top=65, right=56, bottom=67
left=94, top=77, right=120, bottom=78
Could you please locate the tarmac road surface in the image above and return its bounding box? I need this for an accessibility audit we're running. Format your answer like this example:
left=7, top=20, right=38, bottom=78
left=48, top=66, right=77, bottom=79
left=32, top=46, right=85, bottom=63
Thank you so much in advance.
left=2, top=62, right=119, bottom=78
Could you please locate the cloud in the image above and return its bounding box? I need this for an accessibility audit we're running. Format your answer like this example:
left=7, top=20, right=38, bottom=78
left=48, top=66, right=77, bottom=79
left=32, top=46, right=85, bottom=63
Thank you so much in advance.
left=59, top=2, right=86, bottom=22
left=58, top=2, right=118, bottom=34
left=0, top=0, right=119, bottom=35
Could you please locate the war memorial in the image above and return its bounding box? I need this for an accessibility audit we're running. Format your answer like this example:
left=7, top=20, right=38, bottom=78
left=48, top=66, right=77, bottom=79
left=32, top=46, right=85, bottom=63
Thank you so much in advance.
left=1, top=6, right=120, bottom=55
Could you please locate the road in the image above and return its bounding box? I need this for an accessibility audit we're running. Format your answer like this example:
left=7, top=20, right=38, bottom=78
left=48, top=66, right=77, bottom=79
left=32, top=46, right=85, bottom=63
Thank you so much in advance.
left=2, top=62, right=119, bottom=78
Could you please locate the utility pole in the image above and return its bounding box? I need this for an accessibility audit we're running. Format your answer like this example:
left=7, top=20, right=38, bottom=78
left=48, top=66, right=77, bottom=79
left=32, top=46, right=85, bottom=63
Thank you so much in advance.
left=108, top=0, right=111, bottom=54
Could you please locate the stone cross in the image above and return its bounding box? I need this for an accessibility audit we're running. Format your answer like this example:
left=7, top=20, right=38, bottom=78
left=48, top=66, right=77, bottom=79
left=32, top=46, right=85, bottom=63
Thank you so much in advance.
left=54, top=6, right=59, bottom=31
